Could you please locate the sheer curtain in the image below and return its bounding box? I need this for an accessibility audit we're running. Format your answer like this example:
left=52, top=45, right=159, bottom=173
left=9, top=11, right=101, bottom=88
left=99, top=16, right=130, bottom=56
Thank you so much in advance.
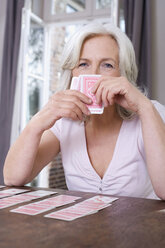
left=123, top=0, right=151, bottom=96
left=0, top=0, right=24, bottom=184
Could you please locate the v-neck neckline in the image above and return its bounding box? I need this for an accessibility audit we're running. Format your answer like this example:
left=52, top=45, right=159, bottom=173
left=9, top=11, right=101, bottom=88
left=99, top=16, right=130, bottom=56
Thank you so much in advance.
left=82, top=120, right=124, bottom=181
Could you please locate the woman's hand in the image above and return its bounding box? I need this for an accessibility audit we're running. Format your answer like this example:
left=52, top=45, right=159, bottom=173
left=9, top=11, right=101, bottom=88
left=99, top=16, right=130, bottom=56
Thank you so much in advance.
left=30, top=90, right=92, bottom=133
left=91, top=76, right=149, bottom=114
left=3, top=89, right=92, bottom=186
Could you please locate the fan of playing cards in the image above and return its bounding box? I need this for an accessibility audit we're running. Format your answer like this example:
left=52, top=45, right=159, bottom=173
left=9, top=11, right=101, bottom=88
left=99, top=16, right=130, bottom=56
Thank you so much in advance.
left=70, top=75, right=104, bottom=114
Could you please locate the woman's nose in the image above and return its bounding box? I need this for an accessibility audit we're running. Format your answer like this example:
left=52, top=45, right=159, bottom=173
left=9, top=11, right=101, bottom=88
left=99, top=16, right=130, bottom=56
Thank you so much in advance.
left=90, top=65, right=100, bottom=75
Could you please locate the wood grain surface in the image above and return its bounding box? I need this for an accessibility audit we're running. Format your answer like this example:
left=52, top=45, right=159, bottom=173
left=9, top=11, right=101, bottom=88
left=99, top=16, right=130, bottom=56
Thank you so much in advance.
left=1, top=187, right=165, bottom=248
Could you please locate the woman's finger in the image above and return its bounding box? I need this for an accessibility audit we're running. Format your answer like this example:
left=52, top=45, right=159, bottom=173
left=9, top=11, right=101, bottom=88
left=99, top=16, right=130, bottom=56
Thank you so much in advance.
left=53, top=93, right=91, bottom=116
left=64, top=90, right=92, bottom=104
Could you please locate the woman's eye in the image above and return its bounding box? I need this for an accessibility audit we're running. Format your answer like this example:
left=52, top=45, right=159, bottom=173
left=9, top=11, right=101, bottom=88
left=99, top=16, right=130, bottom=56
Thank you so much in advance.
left=78, top=62, right=88, bottom=67
left=103, top=63, right=114, bottom=69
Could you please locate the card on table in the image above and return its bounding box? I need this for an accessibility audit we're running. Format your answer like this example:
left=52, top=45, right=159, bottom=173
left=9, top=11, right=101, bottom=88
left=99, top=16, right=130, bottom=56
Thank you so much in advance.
left=0, top=190, right=57, bottom=209
left=70, top=74, right=104, bottom=114
left=10, top=194, right=81, bottom=215
left=45, top=205, right=91, bottom=221
left=10, top=204, right=54, bottom=216
left=0, top=196, right=34, bottom=209
left=0, top=185, right=5, bottom=189
left=85, top=195, right=119, bottom=204
left=24, top=190, right=57, bottom=197
left=75, top=195, right=118, bottom=212
left=45, top=211, right=78, bottom=221
left=0, top=188, right=30, bottom=194
left=0, top=188, right=30, bottom=199
left=44, top=195, right=118, bottom=221
left=8, top=193, right=118, bottom=220
left=0, top=192, right=11, bottom=199
left=11, top=207, right=40, bottom=216
left=36, top=194, right=81, bottom=207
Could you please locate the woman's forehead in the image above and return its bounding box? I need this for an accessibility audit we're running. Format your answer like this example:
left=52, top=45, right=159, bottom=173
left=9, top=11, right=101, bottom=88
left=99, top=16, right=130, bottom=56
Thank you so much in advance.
left=80, top=34, right=119, bottom=61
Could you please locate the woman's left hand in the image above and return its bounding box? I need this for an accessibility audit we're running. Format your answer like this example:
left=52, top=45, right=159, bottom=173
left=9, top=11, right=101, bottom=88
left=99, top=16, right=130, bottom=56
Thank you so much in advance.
left=91, top=76, right=149, bottom=114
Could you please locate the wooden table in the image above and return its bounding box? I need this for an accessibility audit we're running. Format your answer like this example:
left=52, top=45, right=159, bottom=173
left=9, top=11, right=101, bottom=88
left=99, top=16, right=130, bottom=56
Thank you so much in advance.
left=1, top=186, right=165, bottom=248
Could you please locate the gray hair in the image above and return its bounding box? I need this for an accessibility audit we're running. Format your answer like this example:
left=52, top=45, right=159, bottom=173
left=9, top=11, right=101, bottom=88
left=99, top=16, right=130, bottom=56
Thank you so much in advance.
left=59, top=22, right=138, bottom=120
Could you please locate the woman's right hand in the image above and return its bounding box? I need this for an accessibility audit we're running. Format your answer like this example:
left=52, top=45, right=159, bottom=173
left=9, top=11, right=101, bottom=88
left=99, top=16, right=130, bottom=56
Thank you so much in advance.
left=29, top=90, right=92, bottom=133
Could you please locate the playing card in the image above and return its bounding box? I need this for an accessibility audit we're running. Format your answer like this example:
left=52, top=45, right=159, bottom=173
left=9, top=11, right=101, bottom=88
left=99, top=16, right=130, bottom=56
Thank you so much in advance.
left=24, top=190, right=57, bottom=197
left=76, top=201, right=107, bottom=211
left=10, top=194, right=81, bottom=215
left=0, top=195, right=33, bottom=209
left=0, top=188, right=30, bottom=199
left=70, top=77, right=80, bottom=90
left=0, top=185, right=5, bottom=188
left=11, top=207, right=39, bottom=216
left=45, top=211, right=77, bottom=221
left=0, top=193, right=11, bottom=199
left=44, top=195, right=116, bottom=221
left=45, top=207, right=85, bottom=221
left=75, top=195, right=118, bottom=212
left=80, top=75, right=104, bottom=114
left=0, top=188, right=30, bottom=194
left=86, top=195, right=118, bottom=204
left=10, top=203, right=55, bottom=215
left=70, top=74, right=104, bottom=114
left=66, top=204, right=98, bottom=215
left=0, top=190, right=57, bottom=209
left=34, top=195, right=81, bottom=207
left=44, top=203, right=97, bottom=221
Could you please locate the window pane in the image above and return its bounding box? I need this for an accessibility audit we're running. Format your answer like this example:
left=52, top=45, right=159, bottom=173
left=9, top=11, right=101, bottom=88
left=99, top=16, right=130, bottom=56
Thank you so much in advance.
left=119, top=1, right=125, bottom=32
left=27, top=77, right=42, bottom=122
left=96, top=0, right=112, bottom=10
left=52, top=0, right=86, bottom=14
left=28, top=20, right=44, bottom=77
left=49, top=24, right=81, bottom=93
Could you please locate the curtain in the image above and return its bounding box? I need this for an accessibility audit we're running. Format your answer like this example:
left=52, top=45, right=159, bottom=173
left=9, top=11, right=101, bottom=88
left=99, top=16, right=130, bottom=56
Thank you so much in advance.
left=123, top=0, right=151, bottom=97
left=0, top=0, right=24, bottom=184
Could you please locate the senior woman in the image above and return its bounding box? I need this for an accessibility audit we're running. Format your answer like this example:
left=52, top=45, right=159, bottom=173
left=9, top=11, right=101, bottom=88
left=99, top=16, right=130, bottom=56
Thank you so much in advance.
left=3, top=22, right=165, bottom=200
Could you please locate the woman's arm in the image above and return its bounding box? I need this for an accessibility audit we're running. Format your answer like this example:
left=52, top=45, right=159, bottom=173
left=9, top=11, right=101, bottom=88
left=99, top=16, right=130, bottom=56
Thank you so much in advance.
left=3, top=128, right=59, bottom=186
left=137, top=100, right=165, bottom=200
left=3, top=90, right=91, bottom=186
left=92, top=76, right=165, bottom=199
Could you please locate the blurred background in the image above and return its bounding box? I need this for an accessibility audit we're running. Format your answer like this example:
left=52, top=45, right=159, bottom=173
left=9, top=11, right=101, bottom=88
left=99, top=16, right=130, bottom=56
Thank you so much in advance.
left=0, top=0, right=165, bottom=188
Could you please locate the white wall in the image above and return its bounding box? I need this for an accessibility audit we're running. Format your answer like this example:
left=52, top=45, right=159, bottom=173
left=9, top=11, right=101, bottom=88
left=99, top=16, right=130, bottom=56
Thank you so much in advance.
left=151, top=0, right=165, bottom=104
left=0, top=0, right=7, bottom=95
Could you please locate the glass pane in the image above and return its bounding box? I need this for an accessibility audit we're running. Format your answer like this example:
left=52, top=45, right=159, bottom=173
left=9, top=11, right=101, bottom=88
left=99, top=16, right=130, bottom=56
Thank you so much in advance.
left=96, top=0, right=112, bottom=10
left=52, top=0, right=86, bottom=14
left=28, top=20, right=44, bottom=77
left=119, top=1, right=125, bottom=32
left=49, top=24, right=81, bottom=93
left=27, top=77, right=43, bottom=122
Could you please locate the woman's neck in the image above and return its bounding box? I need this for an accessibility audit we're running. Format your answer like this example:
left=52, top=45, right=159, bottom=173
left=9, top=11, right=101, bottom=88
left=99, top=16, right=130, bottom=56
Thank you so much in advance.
left=85, top=105, right=122, bottom=131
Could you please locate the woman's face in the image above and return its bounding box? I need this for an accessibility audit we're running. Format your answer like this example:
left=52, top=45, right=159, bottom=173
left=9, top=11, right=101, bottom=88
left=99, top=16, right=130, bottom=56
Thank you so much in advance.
left=72, top=35, right=120, bottom=77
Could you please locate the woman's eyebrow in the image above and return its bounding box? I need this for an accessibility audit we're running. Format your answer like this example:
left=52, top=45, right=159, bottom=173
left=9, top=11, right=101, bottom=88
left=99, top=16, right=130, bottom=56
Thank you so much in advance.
left=101, top=58, right=117, bottom=63
left=79, top=57, right=116, bottom=62
left=79, top=58, right=89, bottom=61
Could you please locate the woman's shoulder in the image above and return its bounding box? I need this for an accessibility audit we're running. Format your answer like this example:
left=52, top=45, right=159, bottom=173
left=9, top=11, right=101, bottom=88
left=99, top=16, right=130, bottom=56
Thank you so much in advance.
left=51, top=118, right=83, bottom=135
left=151, top=100, right=165, bottom=109
left=151, top=100, right=165, bottom=122
left=56, top=118, right=83, bottom=128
